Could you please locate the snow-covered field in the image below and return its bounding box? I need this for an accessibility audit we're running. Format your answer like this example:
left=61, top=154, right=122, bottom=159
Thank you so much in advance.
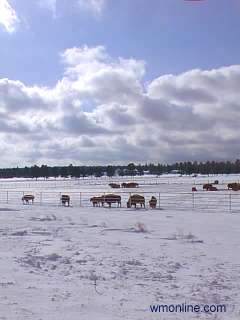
left=0, top=175, right=240, bottom=319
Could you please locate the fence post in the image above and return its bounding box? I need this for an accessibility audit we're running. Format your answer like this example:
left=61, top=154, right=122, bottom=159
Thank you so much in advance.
left=229, top=193, right=232, bottom=213
left=80, top=192, right=82, bottom=207
left=158, top=192, right=161, bottom=209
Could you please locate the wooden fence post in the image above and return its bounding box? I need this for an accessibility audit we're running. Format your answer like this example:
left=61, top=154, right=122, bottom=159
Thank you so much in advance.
left=229, top=193, right=232, bottom=213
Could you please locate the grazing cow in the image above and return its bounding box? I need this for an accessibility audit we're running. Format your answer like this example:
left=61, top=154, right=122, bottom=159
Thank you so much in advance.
left=61, top=194, right=70, bottom=206
left=228, top=183, right=240, bottom=191
left=232, top=184, right=240, bottom=191
left=208, top=186, right=218, bottom=191
left=22, top=194, right=34, bottom=204
left=149, top=196, right=157, bottom=208
left=90, top=196, right=104, bottom=207
left=121, top=182, right=139, bottom=188
left=203, top=183, right=213, bottom=191
left=102, top=194, right=121, bottom=207
left=127, top=182, right=139, bottom=188
left=192, top=187, right=197, bottom=192
left=109, top=183, right=120, bottom=189
left=127, top=194, right=145, bottom=208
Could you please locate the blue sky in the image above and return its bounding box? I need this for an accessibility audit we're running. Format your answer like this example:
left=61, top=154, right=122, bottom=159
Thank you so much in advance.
left=1, top=0, right=240, bottom=85
left=0, top=0, right=239, bottom=166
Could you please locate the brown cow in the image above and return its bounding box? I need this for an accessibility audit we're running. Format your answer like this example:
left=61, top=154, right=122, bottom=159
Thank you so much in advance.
left=149, top=196, right=157, bottom=208
left=22, top=194, right=34, bottom=204
left=127, top=194, right=145, bottom=208
left=203, top=183, right=213, bottom=191
left=61, top=194, right=70, bottom=206
left=127, top=182, right=139, bottom=188
left=228, top=183, right=240, bottom=190
left=121, top=182, right=139, bottom=188
left=109, top=183, right=121, bottom=188
left=208, top=186, right=218, bottom=191
left=102, top=194, right=121, bottom=207
left=90, top=196, right=104, bottom=207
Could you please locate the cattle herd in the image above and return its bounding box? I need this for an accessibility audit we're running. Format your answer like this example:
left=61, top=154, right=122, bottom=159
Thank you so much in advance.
left=90, top=194, right=157, bottom=208
left=20, top=180, right=240, bottom=208
left=191, top=180, right=240, bottom=192
left=21, top=193, right=158, bottom=209
left=109, top=182, right=139, bottom=188
left=22, top=194, right=71, bottom=206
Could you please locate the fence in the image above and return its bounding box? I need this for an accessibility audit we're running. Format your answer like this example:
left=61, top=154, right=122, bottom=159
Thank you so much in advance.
left=0, top=176, right=239, bottom=189
left=1, top=190, right=240, bottom=213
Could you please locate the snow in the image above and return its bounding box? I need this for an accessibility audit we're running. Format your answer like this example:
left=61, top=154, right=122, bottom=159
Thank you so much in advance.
left=0, top=176, right=239, bottom=319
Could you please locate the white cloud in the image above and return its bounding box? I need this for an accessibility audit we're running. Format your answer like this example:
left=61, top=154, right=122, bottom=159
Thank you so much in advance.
left=61, top=45, right=108, bottom=70
left=78, top=0, right=106, bottom=14
left=38, top=0, right=106, bottom=17
left=38, top=0, right=57, bottom=15
left=0, top=45, right=240, bottom=165
left=0, top=0, right=20, bottom=33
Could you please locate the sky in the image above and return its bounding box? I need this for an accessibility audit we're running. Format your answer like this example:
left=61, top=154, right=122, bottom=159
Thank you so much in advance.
left=0, top=0, right=240, bottom=166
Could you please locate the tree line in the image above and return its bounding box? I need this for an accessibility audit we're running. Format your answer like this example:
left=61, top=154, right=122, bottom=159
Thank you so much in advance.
left=0, top=160, right=240, bottom=179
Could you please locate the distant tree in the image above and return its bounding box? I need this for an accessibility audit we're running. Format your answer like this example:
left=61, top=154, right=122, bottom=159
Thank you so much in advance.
left=127, top=163, right=136, bottom=176
left=41, top=165, right=50, bottom=179
left=52, top=167, right=59, bottom=179
left=118, top=168, right=125, bottom=176
left=30, top=165, right=41, bottom=180
left=68, top=164, right=76, bottom=178
left=60, top=167, right=68, bottom=178
left=106, top=165, right=115, bottom=177
left=94, top=167, right=103, bottom=177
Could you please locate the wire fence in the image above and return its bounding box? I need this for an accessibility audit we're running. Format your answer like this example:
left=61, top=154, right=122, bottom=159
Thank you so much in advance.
left=1, top=190, right=240, bottom=213
left=0, top=176, right=239, bottom=189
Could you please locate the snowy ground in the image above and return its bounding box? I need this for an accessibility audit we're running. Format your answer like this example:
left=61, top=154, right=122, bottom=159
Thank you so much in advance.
left=0, top=175, right=240, bottom=319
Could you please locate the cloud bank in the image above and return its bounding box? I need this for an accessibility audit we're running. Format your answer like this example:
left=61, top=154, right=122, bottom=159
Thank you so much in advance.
left=0, top=45, right=239, bottom=165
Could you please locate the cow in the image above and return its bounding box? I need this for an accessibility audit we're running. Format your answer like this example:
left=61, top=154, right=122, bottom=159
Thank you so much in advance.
left=109, top=183, right=120, bottom=189
left=203, top=183, right=213, bottom=191
left=208, top=186, right=218, bottom=191
left=192, top=187, right=197, bottom=192
left=61, top=194, right=70, bottom=206
left=22, top=194, right=34, bottom=204
left=90, top=196, right=104, bottom=207
left=121, top=182, right=139, bottom=188
left=228, top=183, right=240, bottom=191
left=127, top=194, right=145, bottom=208
left=102, top=194, right=121, bottom=207
left=127, top=182, right=139, bottom=188
left=149, top=196, right=157, bottom=208
left=228, top=183, right=240, bottom=190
